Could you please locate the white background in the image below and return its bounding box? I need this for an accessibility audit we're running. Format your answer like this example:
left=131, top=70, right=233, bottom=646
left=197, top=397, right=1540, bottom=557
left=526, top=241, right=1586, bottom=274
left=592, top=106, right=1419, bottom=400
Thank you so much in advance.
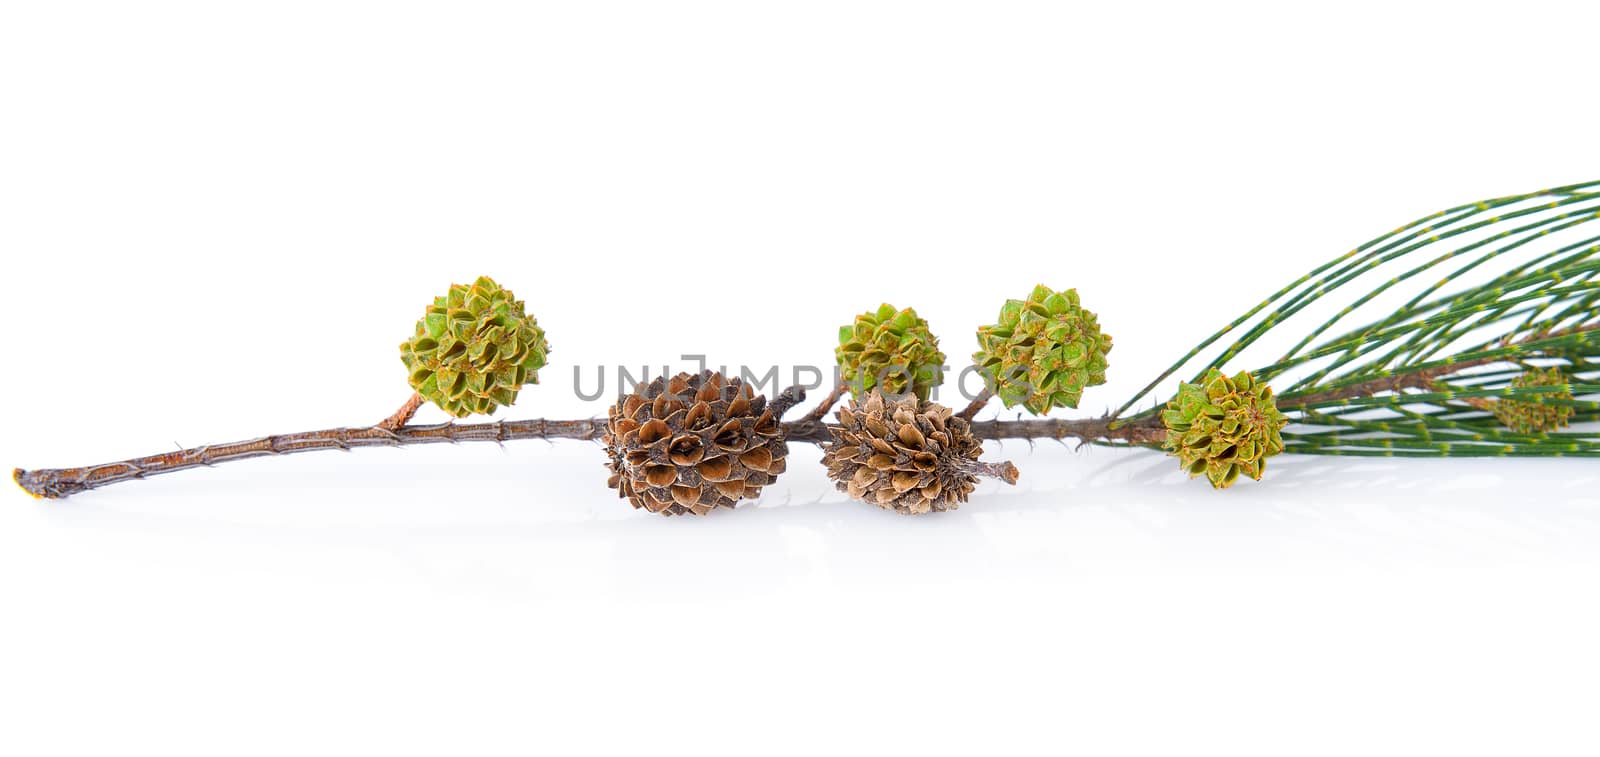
left=2, top=1, right=1598, bottom=754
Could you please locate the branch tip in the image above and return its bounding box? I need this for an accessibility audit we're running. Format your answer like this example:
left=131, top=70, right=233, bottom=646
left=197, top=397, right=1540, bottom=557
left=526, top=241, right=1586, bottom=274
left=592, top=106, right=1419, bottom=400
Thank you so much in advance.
left=14, top=468, right=50, bottom=499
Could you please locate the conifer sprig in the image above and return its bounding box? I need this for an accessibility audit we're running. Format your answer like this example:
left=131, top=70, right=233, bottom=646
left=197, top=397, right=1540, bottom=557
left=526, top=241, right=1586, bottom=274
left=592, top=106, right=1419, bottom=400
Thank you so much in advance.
left=1113, top=181, right=1600, bottom=461
left=13, top=181, right=1600, bottom=503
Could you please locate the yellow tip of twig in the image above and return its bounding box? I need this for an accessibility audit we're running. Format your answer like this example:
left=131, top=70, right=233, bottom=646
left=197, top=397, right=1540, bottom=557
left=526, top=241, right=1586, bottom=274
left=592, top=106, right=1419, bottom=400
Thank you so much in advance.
left=13, top=468, right=44, bottom=499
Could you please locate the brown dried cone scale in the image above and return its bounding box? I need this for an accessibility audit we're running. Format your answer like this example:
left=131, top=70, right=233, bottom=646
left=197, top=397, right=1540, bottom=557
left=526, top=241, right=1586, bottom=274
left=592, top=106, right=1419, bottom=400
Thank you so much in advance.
left=604, top=371, right=789, bottom=516
left=823, top=391, right=1020, bottom=515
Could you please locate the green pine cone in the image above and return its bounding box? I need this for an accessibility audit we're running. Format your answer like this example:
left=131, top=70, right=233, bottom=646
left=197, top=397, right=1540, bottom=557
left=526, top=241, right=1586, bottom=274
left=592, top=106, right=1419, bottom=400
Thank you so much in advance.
left=399, top=276, right=550, bottom=418
left=835, top=304, right=947, bottom=400
left=1162, top=368, right=1287, bottom=489
left=1491, top=367, right=1574, bottom=434
left=973, top=285, right=1112, bottom=415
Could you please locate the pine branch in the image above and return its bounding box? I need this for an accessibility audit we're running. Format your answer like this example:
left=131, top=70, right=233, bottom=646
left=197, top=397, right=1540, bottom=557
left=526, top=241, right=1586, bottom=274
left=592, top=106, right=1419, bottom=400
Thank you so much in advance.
left=1115, top=180, right=1600, bottom=418
left=13, top=181, right=1600, bottom=502
left=12, top=413, right=1166, bottom=500
left=14, top=418, right=607, bottom=500
left=14, top=346, right=1593, bottom=500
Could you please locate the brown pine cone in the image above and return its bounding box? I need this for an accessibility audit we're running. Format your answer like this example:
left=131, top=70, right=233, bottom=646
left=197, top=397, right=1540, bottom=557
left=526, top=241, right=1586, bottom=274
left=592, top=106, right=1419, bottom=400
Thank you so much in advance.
left=823, top=391, right=1019, bottom=515
left=604, top=371, right=789, bottom=516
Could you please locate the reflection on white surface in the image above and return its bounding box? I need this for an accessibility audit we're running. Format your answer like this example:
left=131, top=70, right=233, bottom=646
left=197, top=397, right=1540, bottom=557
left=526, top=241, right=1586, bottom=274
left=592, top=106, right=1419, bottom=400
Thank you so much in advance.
left=10, top=439, right=1596, bottom=751
left=25, top=440, right=1600, bottom=599
left=9, top=437, right=1600, bottom=756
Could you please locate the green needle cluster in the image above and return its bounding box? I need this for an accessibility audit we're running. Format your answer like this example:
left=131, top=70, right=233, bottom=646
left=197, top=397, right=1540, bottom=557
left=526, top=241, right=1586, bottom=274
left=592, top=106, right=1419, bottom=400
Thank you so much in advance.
left=1113, top=181, right=1600, bottom=470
